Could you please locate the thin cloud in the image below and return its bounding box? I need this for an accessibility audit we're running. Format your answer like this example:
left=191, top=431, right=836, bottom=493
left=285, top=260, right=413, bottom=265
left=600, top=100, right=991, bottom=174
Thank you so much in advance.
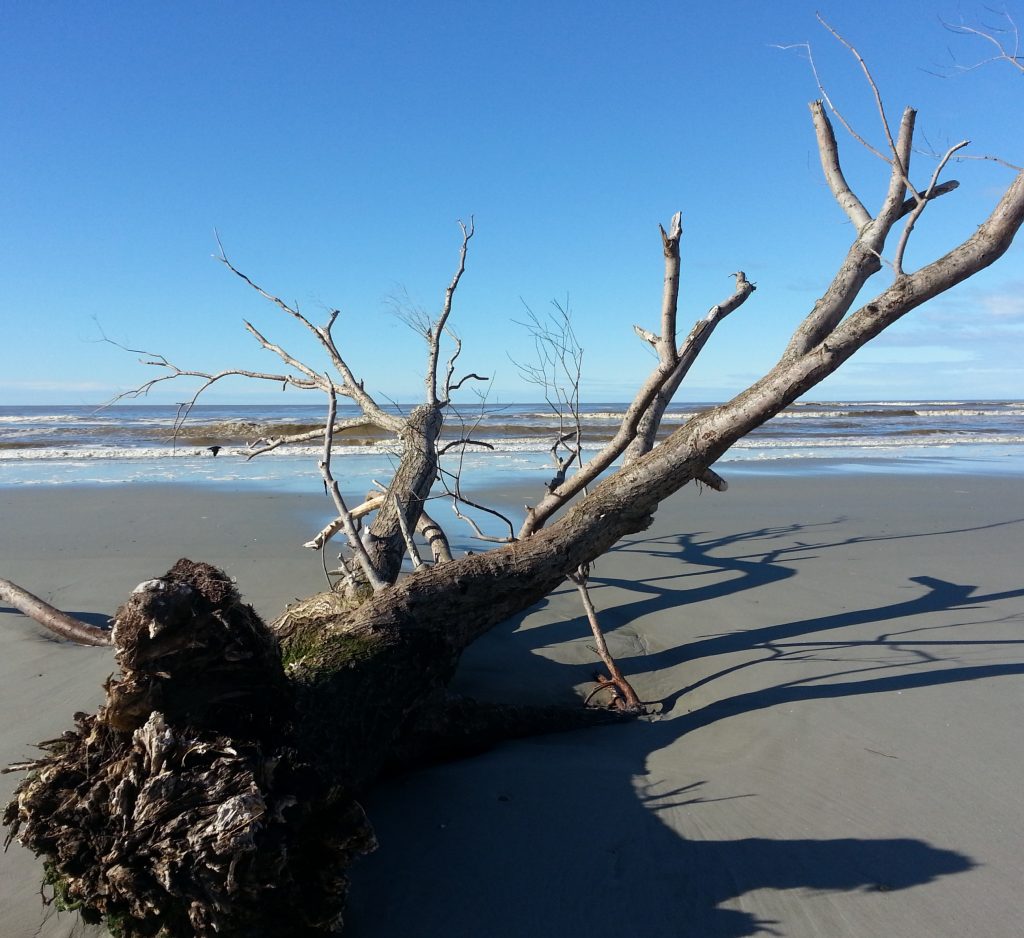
left=980, top=286, right=1024, bottom=319
left=924, top=279, right=1024, bottom=322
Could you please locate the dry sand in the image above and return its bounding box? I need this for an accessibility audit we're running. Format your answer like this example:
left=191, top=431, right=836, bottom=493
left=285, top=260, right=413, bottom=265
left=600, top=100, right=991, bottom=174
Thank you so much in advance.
left=1, top=473, right=1022, bottom=937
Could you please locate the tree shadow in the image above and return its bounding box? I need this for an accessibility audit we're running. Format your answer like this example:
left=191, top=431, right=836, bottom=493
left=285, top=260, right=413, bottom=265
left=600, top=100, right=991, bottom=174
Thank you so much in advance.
left=347, top=512, right=1021, bottom=936
left=504, top=516, right=1024, bottom=719
left=348, top=720, right=975, bottom=938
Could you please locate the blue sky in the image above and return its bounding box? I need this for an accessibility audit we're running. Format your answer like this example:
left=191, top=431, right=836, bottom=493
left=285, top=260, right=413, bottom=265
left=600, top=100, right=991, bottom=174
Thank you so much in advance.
left=2, top=1, right=1021, bottom=406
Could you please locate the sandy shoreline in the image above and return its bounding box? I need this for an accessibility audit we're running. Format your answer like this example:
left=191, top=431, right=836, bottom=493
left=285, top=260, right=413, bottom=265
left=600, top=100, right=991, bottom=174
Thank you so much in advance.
left=2, top=473, right=1023, bottom=937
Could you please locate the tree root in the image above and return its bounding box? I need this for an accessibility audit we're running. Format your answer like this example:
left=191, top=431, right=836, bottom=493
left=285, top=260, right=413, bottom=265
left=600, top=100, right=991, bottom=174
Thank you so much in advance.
left=583, top=673, right=645, bottom=713
left=3, top=560, right=375, bottom=937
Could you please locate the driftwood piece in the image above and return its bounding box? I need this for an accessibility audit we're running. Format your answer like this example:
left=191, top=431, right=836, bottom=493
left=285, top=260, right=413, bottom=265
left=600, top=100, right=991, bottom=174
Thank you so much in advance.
left=0, top=577, right=111, bottom=646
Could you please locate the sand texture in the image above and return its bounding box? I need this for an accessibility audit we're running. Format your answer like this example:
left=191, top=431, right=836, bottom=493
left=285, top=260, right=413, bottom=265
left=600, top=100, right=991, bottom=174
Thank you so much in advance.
left=1, top=473, right=1022, bottom=937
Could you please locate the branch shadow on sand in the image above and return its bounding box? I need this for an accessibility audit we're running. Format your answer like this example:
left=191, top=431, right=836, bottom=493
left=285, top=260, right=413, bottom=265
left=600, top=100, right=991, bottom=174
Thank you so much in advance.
left=345, top=514, right=1023, bottom=937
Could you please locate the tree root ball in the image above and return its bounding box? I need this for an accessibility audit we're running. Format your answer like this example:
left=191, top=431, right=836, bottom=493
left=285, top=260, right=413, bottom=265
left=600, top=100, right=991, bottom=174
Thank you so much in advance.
left=3, top=560, right=376, bottom=938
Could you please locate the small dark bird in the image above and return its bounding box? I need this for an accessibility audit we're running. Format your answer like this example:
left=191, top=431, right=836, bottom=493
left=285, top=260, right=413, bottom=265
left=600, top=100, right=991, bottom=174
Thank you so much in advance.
left=207, top=445, right=222, bottom=457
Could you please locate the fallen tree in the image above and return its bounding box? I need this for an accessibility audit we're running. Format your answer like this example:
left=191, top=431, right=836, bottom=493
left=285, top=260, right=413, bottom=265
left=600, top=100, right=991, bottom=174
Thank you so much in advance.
left=4, top=21, right=1024, bottom=938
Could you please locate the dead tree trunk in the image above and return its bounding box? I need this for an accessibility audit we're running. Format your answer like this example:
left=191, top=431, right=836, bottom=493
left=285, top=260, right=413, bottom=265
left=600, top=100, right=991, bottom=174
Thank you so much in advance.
left=360, top=403, right=444, bottom=582
left=5, top=29, right=1024, bottom=936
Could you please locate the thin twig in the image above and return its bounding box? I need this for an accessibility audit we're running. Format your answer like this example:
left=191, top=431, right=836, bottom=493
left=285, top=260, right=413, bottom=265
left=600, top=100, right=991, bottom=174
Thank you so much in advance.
left=437, top=438, right=495, bottom=456
left=317, top=382, right=386, bottom=591
left=893, top=139, right=971, bottom=275
left=427, top=218, right=474, bottom=405
left=437, top=465, right=517, bottom=543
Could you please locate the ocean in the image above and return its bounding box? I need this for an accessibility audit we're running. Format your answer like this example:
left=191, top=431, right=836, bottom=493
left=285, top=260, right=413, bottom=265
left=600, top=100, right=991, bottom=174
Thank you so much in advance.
left=1, top=400, right=1023, bottom=492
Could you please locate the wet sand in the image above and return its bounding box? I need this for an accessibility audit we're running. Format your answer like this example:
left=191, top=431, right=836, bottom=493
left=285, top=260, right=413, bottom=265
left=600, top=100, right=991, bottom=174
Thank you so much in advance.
left=2, top=473, right=1023, bottom=937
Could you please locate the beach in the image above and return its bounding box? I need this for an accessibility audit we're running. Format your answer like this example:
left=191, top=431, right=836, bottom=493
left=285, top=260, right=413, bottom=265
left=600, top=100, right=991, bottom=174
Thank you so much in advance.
left=2, top=472, right=1023, bottom=937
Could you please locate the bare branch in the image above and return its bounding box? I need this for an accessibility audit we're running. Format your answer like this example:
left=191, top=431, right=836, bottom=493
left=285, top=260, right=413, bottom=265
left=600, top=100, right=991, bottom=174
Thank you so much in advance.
left=446, top=500, right=516, bottom=544
left=384, top=284, right=432, bottom=338
left=0, top=579, right=111, bottom=646
left=946, top=152, right=1022, bottom=172
left=627, top=271, right=756, bottom=463
left=100, top=331, right=319, bottom=414
left=521, top=254, right=754, bottom=536
left=809, top=100, right=872, bottom=231
left=875, top=106, right=918, bottom=232
left=316, top=311, right=401, bottom=431
left=783, top=101, right=916, bottom=356
left=328, top=552, right=362, bottom=596
left=393, top=496, right=425, bottom=569
left=242, top=320, right=327, bottom=388
left=217, top=239, right=401, bottom=432
left=512, top=299, right=586, bottom=492
left=896, top=179, right=959, bottom=217
left=656, top=211, right=684, bottom=362
left=775, top=40, right=890, bottom=163
left=215, top=233, right=319, bottom=332
left=632, top=324, right=658, bottom=346
left=303, top=495, right=385, bottom=550
left=416, top=509, right=453, bottom=564
left=441, top=333, right=463, bottom=401
left=893, top=140, right=971, bottom=275
left=317, top=384, right=387, bottom=592
left=697, top=467, right=729, bottom=492
left=569, top=565, right=642, bottom=713
left=246, top=417, right=382, bottom=460
left=446, top=372, right=490, bottom=394
left=437, top=464, right=517, bottom=543
left=104, top=352, right=320, bottom=453
left=437, top=438, right=495, bottom=456
left=816, top=14, right=902, bottom=165
left=544, top=430, right=582, bottom=493
left=942, top=13, right=1024, bottom=75
left=427, top=218, right=474, bottom=405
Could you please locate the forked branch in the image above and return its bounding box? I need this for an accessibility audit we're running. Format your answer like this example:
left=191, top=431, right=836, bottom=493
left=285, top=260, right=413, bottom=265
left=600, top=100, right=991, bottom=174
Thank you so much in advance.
left=216, top=241, right=401, bottom=432
left=520, top=234, right=753, bottom=537
left=626, top=269, right=756, bottom=464
left=317, top=384, right=387, bottom=592
left=942, top=12, right=1024, bottom=75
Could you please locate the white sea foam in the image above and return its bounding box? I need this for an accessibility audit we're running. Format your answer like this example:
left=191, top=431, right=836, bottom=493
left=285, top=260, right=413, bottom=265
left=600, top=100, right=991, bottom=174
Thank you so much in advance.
left=2, top=401, right=1022, bottom=487
left=730, top=434, right=1024, bottom=449
left=912, top=409, right=1008, bottom=418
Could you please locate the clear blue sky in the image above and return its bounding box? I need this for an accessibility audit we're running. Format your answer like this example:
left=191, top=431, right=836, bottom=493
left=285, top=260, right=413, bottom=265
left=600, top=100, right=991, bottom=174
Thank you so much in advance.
left=2, top=1, right=1021, bottom=406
